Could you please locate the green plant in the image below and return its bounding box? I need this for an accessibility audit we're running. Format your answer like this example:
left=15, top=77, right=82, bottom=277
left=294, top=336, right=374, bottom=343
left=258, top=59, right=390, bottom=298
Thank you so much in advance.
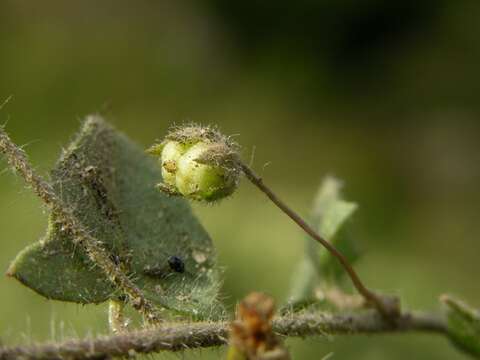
left=0, top=116, right=478, bottom=359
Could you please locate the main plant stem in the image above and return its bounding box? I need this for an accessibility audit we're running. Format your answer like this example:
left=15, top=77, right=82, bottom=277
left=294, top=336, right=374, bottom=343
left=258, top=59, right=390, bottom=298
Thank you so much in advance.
left=239, top=162, right=400, bottom=319
left=0, top=310, right=446, bottom=360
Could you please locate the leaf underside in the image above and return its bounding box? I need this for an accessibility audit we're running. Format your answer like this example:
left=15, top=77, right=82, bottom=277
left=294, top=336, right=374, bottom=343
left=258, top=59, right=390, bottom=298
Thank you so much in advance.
left=287, top=176, right=358, bottom=305
left=308, top=176, right=359, bottom=283
left=8, top=116, right=222, bottom=319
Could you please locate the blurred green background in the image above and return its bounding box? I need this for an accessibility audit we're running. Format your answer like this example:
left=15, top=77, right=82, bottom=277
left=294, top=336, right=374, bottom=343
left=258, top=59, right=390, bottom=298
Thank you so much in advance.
left=1, top=1, right=479, bottom=358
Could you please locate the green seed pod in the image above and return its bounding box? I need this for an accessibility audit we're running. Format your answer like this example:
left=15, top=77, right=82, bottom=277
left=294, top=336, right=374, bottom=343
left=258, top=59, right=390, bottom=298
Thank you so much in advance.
left=159, top=141, right=186, bottom=187
left=147, top=124, right=241, bottom=202
left=176, top=142, right=237, bottom=201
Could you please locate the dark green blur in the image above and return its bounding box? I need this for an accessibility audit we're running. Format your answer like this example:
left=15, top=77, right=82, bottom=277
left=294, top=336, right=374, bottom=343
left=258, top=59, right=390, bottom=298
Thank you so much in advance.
left=1, top=1, right=479, bottom=358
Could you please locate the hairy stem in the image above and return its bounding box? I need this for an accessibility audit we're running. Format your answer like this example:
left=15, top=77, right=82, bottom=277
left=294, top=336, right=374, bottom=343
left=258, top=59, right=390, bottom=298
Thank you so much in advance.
left=0, top=126, right=161, bottom=325
left=108, top=300, right=128, bottom=334
left=239, top=162, right=400, bottom=319
left=0, top=310, right=447, bottom=360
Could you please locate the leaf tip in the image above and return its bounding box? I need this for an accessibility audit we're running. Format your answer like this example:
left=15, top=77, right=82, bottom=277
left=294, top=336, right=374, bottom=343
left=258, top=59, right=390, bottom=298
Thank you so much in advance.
left=5, top=263, right=15, bottom=278
left=441, top=294, right=480, bottom=357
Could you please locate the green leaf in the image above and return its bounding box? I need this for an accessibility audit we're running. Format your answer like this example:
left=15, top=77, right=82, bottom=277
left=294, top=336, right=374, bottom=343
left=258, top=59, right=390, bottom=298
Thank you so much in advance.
left=286, top=176, right=358, bottom=306
left=286, top=257, right=318, bottom=307
left=7, top=116, right=222, bottom=319
left=308, top=176, right=359, bottom=283
left=442, top=295, right=480, bottom=358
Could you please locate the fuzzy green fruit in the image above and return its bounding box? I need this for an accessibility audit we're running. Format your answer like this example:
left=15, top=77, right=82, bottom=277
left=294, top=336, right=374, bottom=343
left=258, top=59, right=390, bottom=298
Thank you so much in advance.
left=160, top=141, right=187, bottom=187
left=176, top=142, right=237, bottom=201
left=148, top=124, right=241, bottom=202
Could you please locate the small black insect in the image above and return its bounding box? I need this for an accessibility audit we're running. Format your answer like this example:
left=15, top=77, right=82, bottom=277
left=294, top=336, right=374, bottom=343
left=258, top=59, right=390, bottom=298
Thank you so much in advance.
left=143, top=255, right=186, bottom=278
left=167, top=255, right=185, bottom=273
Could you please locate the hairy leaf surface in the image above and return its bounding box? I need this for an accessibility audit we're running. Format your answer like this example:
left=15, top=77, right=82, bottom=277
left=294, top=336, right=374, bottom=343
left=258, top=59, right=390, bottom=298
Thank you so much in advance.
left=8, top=116, right=221, bottom=318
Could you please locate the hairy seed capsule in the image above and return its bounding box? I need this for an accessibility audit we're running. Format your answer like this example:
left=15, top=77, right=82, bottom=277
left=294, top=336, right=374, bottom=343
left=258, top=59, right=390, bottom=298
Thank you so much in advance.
left=148, top=124, right=241, bottom=202
left=176, top=143, right=236, bottom=201
left=160, top=141, right=185, bottom=187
